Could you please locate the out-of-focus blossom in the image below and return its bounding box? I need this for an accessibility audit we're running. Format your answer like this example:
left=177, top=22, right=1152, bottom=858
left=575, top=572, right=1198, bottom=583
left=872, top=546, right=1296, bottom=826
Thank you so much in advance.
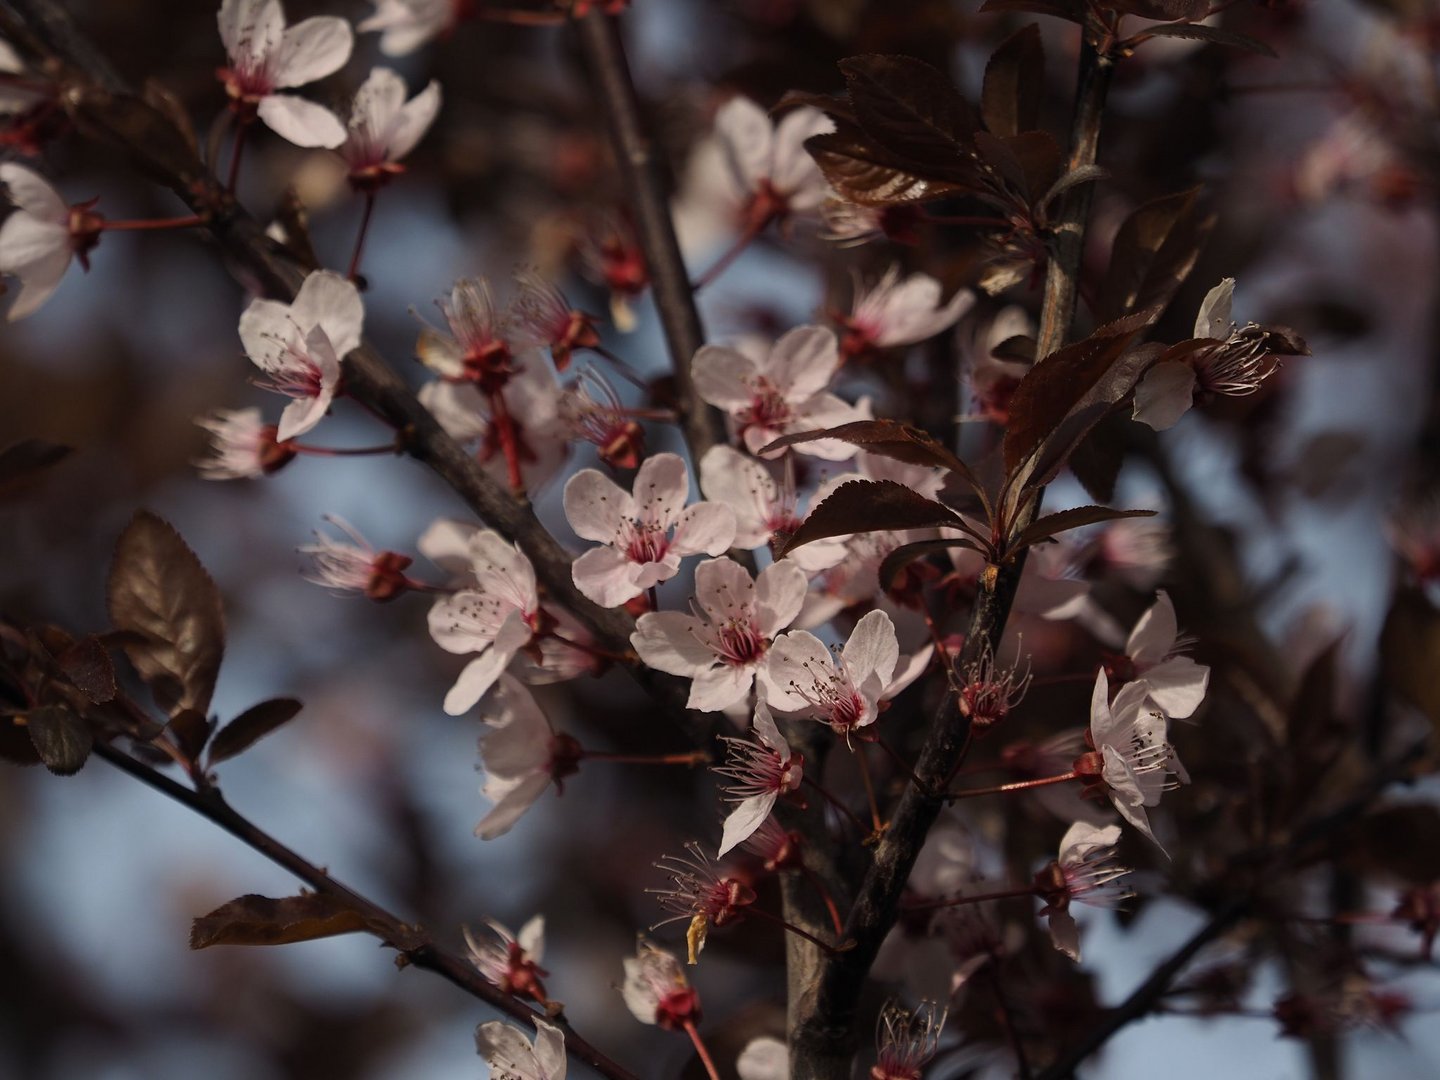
left=217, top=0, right=352, bottom=148
left=338, top=67, right=441, bottom=190
left=714, top=701, right=802, bottom=856
left=474, top=1017, right=566, bottom=1080
left=0, top=163, right=93, bottom=319
left=359, top=0, right=456, bottom=57
left=698, top=446, right=848, bottom=572
left=621, top=940, right=702, bottom=1026
left=819, top=197, right=923, bottom=247
left=693, top=326, right=868, bottom=459
left=463, top=914, right=549, bottom=1002
left=238, top=269, right=364, bottom=441
left=576, top=212, right=647, bottom=331
left=959, top=305, right=1032, bottom=425
left=1121, top=591, right=1209, bottom=720
left=1035, top=821, right=1134, bottom=962
left=558, top=367, right=645, bottom=469
left=1387, top=498, right=1440, bottom=603
left=872, top=1000, right=946, bottom=1080
left=650, top=841, right=755, bottom=963
left=416, top=277, right=521, bottom=390
left=835, top=266, right=975, bottom=362
left=740, top=816, right=803, bottom=872
left=474, top=675, right=578, bottom=839
left=712, top=97, right=832, bottom=229
left=1078, top=669, right=1188, bottom=850
left=427, top=530, right=541, bottom=715
left=737, top=1037, right=789, bottom=1080
left=631, top=557, right=808, bottom=712
left=1295, top=110, right=1417, bottom=208
left=194, top=407, right=296, bottom=479
left=1012, top=540, right=1090, bottom=621
left=767, top=609, right=927, bottom=739
left=564, top=452, right=735, bottom=607
left=512, top=270, right=601, bottom=370
left=1087, top=516, right=1172, bottom=590
left=299, top=514, right=414, bottom=600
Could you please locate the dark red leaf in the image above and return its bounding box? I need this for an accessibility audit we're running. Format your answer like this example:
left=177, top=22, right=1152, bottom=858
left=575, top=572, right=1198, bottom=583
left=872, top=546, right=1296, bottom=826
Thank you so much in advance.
left=209, top=697, right=303, bottom=765
left=839, top=55, right=979, bottom=166
left=805, top=128, right=971, bottom=207
left=56, top=636, right=117, bottom=704
left=107, top=511, right=226, bottom=719
left=777, top=480, right=967, bottom=556
left=167, top=709, right=212, bottom=761
left=24, top=706, right=93, bottom=776
left=190, top=893, right=378, bottom=949
left=1096, top=187, right=1216, bottom=325
left=1009, top=506, right=1157, bottom=554
left=879, top=537, right=988, bottom=593
left=981, top=24, right=1045, bottom=139
left=1138, top=22, right=1277, bottom=57
left=979, top=0, right=1084, bottom=20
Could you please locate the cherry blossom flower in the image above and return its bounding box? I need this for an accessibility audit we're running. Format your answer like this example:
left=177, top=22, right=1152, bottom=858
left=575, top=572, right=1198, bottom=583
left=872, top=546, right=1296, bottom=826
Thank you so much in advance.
left=632, top=557, right=807, bottom=712
left=427, top=530, right=542, bottom=715
left=563, top=452, right=735, bottom=608
left=737, top=1037, right=789, bottom=1080
left=1034, top=821, right=1134, bottom=962
left=1132, top=279, right=1296, bottom=431
left=420, top=358, right=568, bottom=493
left=216, top=0, right=352, bottom=148
left=819, top=197, right=923, bottom=247
left=575, top=212, right=647, bottom=331
left=740, top=816, right=803, bottom=873
left=511, top=270, right=601, bottom=371
left=0, top=163, right=96, bottom=319
left=338, top=67, right=441, bottom=190
left=766, top=609, right=930, bottom=739
left=1078, top=669, right=1188, bottom=850
left=299, top=514, right=415, bottom=600
left=557, top=367, right=645, bottom=469
left=1087, top=516, right=1172, bottom=590
left=463, top=914, right=549, bottom=1003
left=415, top=277, right=521, bottom=391
left=621, top=940, right=702, bottom=1028
left=359, top=0, right=456, bottom=57
left=1011, top=539, right=1091, bottom=621
left=712, top=97, right=832, bottom=230
left=474, top=675, right=580, bottom=839
left=650, top=841, right=756, bottom=963
left=238, top=269, right=364, bottom=441
left=1296, top=110, right=1414, bottom=208
left=692, top=326, right=868, bottom=459
left=714, top=701, right=802, bottom=856
left=959, top=305, right=1031, bottom=425
left=835, top=266, right=975, bottom=362
left=1121, top=591, right=1209, bottom=720
left=474, top=1017, right=566, bottom=1080
left=872, top=1000, right=946, bottom=1080
left=698, top=446, right=849, bottom=572
left=955, top=645, right=1031, bottom=733
left=194, top=407, right=296, bottom=480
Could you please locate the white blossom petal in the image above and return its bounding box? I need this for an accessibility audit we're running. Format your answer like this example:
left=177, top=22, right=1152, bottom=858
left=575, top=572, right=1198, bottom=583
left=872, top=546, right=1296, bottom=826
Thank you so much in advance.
left=257, top=93, right=347, bottom=148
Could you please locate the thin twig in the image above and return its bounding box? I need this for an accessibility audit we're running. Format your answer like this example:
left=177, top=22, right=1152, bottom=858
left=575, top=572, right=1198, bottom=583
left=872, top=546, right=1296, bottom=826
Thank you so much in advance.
left=92, top=740, right=640, bottom=1080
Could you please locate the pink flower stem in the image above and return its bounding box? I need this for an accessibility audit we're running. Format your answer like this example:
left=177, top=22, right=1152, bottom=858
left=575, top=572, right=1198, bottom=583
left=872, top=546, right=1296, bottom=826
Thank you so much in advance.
left=225, top=114, right=252, bottom=194
left=399, top=577, right=458, bottom=595
left=900, top=885, right=1037, bottom=913
left=691, top=217, right=768, bottom=291
left=800, top=774, right=868, bottom=835
left=347, top=190, right=377, bottom=283
left=581, top=749, right=709, bottom=767
left=800, top=864, right=846, bottom=938
left=291, top=440, right=403, bottom=457
left=488, top=389, right=526, bottom=495
left=99, top=215, right=208, bottom=231
left=874, top=734, right=928, bottom=794
left=680, top=1020, right=721, bottom=1080
left=744, top=904, right=850, bottom=955
left=590, top=344, right=650, bottom=390
left=853, top=744, right=885, bottom=836
left=945, top=770, right=1079, bottom=802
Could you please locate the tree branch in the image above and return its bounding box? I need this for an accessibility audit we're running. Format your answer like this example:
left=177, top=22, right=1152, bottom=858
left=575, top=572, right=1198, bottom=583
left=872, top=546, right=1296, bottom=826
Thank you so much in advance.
left=788, top=41, right=1117, bottom=1080
left=575, top=12, right=727, bottom=465
left=92, top=740, right=640, bottom=1080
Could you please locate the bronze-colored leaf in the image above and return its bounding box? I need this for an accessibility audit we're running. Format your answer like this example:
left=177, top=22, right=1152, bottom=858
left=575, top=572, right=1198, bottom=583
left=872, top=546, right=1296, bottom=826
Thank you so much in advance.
left=167, top=709, right=212, bottom=762
left=763, top=419, right=968, bottom=475
left=838, top=54, right=979, bottom=166
left=24, top=706, right=93, bottom=776
left=1003, top=311, right=1157, bottom=476
left=805, top=128, right=969, bottom=207
left=879, top=537, right=987, bottom=592
left=1009, top=506, right=1156, bottom=555
left=981, top=24, right=1045, bottom=140
left=209, top=697, right=303, bottom=765
left=0, top=439, right=73, bottom=499
left=1138, top=22, right=1277, bottom=58
left=55, top=636, right=117, bottom=704
left=107, top=511, right=226, bottom=719
left=777, top=480, right=968, bottom=556
left=1095, top=187, right=1216, bottom=325
left=1067, top=412, right=1130, bottom=504
left=190, top=893, right=376, bottom=949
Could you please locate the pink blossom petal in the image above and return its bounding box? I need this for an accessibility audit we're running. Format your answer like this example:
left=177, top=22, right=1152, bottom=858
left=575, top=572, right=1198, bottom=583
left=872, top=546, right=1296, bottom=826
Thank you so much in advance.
left=753, top=559, right=808, bottom=636
left=1140, top=657, right=1209, bottom=720
left=290, top=270, right=364, bottom=357
left=843, top=609, right=899, bottom=687
left=694, top=556, right=758, bottom=624
left=0, top=163, right=66, bottom=221
left=765, top=630, right=832, bottom=712
left=631, top=612, right=718, bottom=675
left=572, top=544, right=647, bottom=607
left=714, top=96, right=773, bottom=192
left=771, top=107, right=833, bottom=204
left=768, top=325, right=839, bottom=400
left=475, top=771, right=551, bottom=840
left=632, top=452, right=690, bottom=527
left=1131, top=360, right=1196, bottom=431
left=692, top=344, right=759, bottom=410
left=563, top=468, right=630, bottom=542
left=387, top=79, right=442, bottom=161
left=272, top=15, right=353, bottom=88
left=719, top=791, right=777, bottom=857
left=1047, top=909, right=1081, bottom=962
left=1126, top=591, right=1178, bottom=666
left=689, top=662, right=755, bottom=712
left=670, top=502, right=737, bottom=557
left=257, top=93, right=347, bottom=148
